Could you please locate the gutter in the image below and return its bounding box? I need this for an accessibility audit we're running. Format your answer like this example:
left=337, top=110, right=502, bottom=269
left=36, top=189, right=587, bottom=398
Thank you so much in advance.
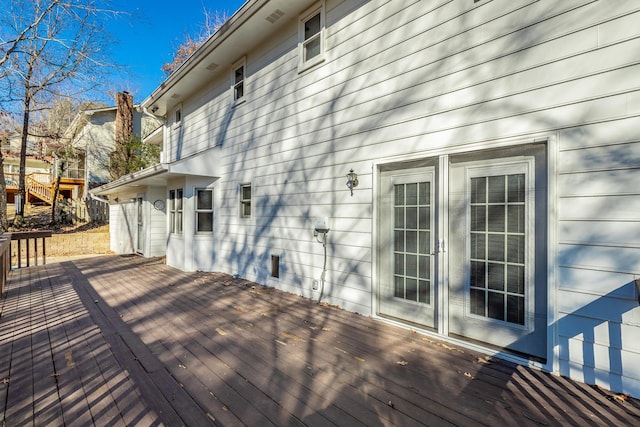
left=90, top=163, right=169, bottom=196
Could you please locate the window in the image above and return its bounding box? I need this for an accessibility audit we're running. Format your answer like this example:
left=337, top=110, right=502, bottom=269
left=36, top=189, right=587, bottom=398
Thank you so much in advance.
left=196, top=188, right=213, bottom=233
left=173, top=104, right=182, bottom=127
left=169, top=188, right=183, bottom=234
left=240, top=183, right=251, bottom=218
left=298, top=3, right=325, bottom=70
left=232, top=58, right=246, bottom=103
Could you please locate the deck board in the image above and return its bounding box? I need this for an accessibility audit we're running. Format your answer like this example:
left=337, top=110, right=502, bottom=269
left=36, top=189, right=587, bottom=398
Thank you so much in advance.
left=1, top=255, right=640, bottom=426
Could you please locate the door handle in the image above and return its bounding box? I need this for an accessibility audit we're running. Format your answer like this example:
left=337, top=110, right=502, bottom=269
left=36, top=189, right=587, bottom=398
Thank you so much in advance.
left=431, top=239, right=445, bottom=255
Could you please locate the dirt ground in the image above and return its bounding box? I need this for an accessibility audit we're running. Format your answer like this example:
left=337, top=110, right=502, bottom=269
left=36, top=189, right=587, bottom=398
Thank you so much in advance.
left=6, top=204, right=108, bottom=234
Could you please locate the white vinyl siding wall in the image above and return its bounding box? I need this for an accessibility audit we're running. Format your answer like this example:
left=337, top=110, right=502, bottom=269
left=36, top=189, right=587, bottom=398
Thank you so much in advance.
left=146, top=186, right=167, bottom=257
left=163, top=0, right=640, bottom=396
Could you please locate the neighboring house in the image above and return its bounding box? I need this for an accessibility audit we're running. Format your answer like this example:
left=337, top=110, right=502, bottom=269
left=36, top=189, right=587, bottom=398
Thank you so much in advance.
left=3, top=132, right=61, bottom=204
left=92, top=0, right=640, bottom=398
left=64, top=92, right=163, bottom=198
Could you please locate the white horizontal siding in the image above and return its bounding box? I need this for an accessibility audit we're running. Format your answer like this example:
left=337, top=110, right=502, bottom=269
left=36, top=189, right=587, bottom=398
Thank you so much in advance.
left=159, top=0, right=640, bottom=397
left=146, top=186, right=167, bottom=257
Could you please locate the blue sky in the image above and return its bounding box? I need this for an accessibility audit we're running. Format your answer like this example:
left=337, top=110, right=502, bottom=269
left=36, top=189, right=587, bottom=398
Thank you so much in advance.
left=106, top=0, right=246, bottom=104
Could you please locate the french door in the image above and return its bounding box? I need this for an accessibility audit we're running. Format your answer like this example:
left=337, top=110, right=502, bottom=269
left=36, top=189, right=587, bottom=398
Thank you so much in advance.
left=378, top=145, right=547, bottom=360
left=378, top=167, right=436, bottom=329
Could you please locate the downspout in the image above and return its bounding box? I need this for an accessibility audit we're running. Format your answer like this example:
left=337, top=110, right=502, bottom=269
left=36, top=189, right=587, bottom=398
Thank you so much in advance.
left=139, top=106, right=165, bottom=121
left=88, top=192, right=108, bottom=203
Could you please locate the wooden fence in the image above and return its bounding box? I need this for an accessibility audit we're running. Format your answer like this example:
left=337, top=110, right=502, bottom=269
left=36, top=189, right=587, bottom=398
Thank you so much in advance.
left=58, top=198, right=109, bottom=224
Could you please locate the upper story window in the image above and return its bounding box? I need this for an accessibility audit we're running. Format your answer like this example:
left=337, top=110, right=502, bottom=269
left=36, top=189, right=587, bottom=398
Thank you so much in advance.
left=196, top=188, right=214, bottom=233
left=169, top=188, right=183, bottom=234
left=298, top=2, right=325, bottom=71
left=232, top=57, right=246, bottom=104
left=173, top=104, right=182, bottom=128
left=240, top=183, right=252, bottom=218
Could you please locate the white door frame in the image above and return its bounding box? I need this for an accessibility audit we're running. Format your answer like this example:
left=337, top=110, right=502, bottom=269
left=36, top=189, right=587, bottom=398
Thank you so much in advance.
left=136, top=194, right=145, bottom=255
left=372, top=133, right=558, bottom=372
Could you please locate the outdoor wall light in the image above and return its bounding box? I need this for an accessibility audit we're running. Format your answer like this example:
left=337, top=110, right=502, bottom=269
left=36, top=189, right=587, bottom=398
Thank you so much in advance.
left=346, top=169, right=359, bottom=196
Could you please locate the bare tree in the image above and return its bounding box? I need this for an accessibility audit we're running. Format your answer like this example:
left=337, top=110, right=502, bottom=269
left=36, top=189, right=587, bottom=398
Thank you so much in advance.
left=0, top=0, right=60, bottom=69
left=162, top=8, right=229, bottom=76
left=0, top=110, right=10, bottom=230
left=0, top=0, right=120, bottom=225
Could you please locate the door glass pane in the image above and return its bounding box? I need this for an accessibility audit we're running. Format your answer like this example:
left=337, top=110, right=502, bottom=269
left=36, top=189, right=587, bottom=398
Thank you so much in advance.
left=507, top=205, right=524, bottom=233
left=487, top=205, right=505, bottom=232
left=487, top=262, right=504, bottom=291
left=470, top=206, right=486, bottom=231
left=507, top=295, right=525, bottom=324
left=488, top=176, right=505, bottom=203
left=508, top=174, right=525, bottom=202
left=470, top=177, right=486, bottom=203
left=394, top=184, right=404, bottom=205
left=470, top=261, right=486, bottom=288
left=418, top=280, right=429, bottom=304
left=394, top=276, right=404, bottom=298
left=487, top=292, right=504, bottom=320
left=469, top=172, right=526, bottom=325
left=406, top=206, right=417, bottom=229
left=393, top=180, right=431, bottom=305
left=406, top=183, right=418, bottom=205
left=406, top=231, right=417, bottom=253
left=470, top=288, right=485, bottom=316
left=487, top=235, right=505, bottom=261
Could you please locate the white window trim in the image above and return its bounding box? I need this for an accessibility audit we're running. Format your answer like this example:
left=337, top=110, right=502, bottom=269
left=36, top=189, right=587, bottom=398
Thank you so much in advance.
left=298, top=1, right=326, bottom=73
left=195, top=187, right=214, bottom=234
left=231, top=57, right=246, bottom=106
left=169, top=188, right=184, bottom=235
left=172, top=103, right=183, bottom=129
left=239, top=183, right=252, bottom=219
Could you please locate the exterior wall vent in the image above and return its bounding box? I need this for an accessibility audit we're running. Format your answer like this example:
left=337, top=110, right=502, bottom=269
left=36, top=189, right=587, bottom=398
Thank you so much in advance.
left=266, top=9, right=285, bottom=24
left=271, top=255, right=280, bottom=278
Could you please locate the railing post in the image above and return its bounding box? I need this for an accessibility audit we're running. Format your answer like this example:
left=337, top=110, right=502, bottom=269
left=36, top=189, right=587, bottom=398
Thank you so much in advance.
left=0, top=237, right=11, bottom=295
left=34, top=238, right=38, bottom=266
left=8, top=231, right=53, bottom=270
left=26, top=237, right=31, bottom=267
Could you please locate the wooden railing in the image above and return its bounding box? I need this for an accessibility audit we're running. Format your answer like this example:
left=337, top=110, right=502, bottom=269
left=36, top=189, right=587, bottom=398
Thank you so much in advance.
left=7, top=231, right=53, bottom=269
left=0, top=237, right=10, bottom=295
left=26, top=175, right=55, bottom=204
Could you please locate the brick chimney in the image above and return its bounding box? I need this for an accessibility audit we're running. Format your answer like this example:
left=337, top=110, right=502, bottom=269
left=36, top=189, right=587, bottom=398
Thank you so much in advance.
left=115, top=91, right=133, bottom=145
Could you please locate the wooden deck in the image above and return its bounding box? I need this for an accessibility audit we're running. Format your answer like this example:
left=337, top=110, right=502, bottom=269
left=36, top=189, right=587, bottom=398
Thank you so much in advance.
left=1, top=255, right=639, bottom=426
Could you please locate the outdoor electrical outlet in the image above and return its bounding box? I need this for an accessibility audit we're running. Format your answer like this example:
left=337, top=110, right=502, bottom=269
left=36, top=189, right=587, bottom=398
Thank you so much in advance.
left=312, top=279, right=319, bottom=290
